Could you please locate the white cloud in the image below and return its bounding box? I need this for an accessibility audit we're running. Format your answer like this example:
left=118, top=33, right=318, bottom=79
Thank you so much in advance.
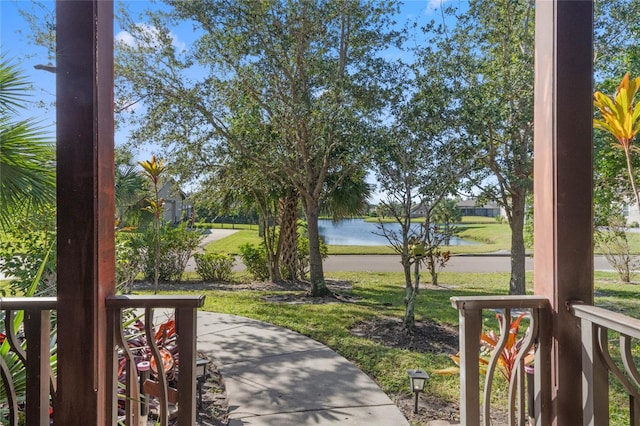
left=115, top=24, right=186, bottom=53
left=115, top=30, right=136, bottom=47
left=425, top=0, right=450, bottom=14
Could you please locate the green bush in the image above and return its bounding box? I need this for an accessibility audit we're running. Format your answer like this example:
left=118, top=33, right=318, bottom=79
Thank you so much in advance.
left=238, top=243, right=270, bottom=281
left=194, top=252, right=235, bottom=281
left=0, top=217, right=56, bottom=296
left=115, top=232, right=146, bottom=293
left=143, top=224, right=203, bottom=282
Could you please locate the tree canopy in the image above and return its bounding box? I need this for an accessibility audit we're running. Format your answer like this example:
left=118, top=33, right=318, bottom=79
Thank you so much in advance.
left=116, top=0, right=401, bottom=294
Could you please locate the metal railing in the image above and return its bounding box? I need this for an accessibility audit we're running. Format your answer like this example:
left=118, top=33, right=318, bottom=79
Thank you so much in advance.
left=570, top=303, right=640, bottom=426
left=451, top=296, right=551, bottom=426
left=0, top=294, right=205, bottom=425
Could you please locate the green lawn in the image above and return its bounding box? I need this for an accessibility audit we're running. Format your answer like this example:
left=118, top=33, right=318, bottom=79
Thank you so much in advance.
left=204, top=230, right=262, bottom=255
left=152, top=270, right=639, bottom=424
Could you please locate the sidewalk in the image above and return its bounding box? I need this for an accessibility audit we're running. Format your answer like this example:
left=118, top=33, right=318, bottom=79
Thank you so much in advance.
left=197, top=312, right=409, bottom=426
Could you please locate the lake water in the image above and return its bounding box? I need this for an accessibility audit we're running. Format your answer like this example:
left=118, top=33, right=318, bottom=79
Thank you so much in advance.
left=318, top=219, right=477, bottom=246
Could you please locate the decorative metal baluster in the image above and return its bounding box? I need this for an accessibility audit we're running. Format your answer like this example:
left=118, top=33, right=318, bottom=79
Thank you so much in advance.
left=596, top=327, right=640, bottom=403
left=620, top=335, right=640, bottom=426
left=508, top=311, right=537, bottom=425
left=145, top=307, right=169, bottom=425
left=483, top=308, right=511, bottom=426
left=113, top=308, right=141, bottom=425
left=0, top=309, right=18, bottom=426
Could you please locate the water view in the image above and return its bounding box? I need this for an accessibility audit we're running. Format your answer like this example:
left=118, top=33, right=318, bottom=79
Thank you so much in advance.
left=318, top=218, right=477, bottom=246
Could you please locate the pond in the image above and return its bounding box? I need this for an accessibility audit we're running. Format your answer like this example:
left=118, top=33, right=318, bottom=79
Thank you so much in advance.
left=318, top=218, right=478, bottom=246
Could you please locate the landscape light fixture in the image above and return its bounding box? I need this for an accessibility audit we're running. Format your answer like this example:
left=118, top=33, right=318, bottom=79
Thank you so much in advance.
left=137, top=361, right=151, bottom=417
left=407, top=369, right=429, bottom=414
left=196, top=358, right=209, bottom=408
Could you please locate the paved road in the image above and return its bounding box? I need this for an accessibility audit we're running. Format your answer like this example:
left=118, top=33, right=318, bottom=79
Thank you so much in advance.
left=199, top=229, right=613, bottom=273
left=323, top=254, right=612, bottom=273
left=322, top=254, right=527, bottom=273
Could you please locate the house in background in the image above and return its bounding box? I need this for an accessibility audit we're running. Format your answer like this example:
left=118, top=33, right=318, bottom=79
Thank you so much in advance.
left=408, top=198, right=503, bottom=219
left=457, top=198, right=501, bottom=218
left=158, top=179, right=188, bottom=224
left=623, top=202, right=640, bottom=226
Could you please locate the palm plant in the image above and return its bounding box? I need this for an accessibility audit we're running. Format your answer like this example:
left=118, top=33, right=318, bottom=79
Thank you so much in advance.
left=139, top=155, right=166, bottom=294
left=0, top=55, right=55, bottom=231
left=594, top=73, right=640, bottom=211
left=115, top=163, right=146, bottom=227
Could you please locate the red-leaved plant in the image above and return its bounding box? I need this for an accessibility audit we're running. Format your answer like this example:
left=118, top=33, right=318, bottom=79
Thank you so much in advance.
left=435, top=312, right=534, bottom=382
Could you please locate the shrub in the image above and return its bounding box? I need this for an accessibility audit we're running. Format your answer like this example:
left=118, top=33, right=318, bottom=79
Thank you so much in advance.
left=115, top=232, right=146, bottom=293
left=143, top=224, right=203, bottom=282
left=238, top=243, right=270, bottom=281
left=194, top=252, right=235, bottom=281
left=595, top=216, right=639, bottom=283
left=0, top=226, right=56, bottom=296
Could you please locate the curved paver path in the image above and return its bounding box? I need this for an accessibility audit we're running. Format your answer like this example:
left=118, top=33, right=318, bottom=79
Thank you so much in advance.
left=197, top=311, right=409, bottom=426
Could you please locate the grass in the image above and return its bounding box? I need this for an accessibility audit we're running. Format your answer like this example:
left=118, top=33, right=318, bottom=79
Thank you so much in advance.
left=204, top=230, right=262, bottom=255
left=151, top=270, right=638, bottom=424
left=456, top=223, right=512, bottom=250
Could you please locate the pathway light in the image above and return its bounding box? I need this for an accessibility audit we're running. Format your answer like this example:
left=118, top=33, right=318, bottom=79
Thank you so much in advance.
left=407, top=369, right=429, bottom=413
left=196, top=358, right=209, bottom=408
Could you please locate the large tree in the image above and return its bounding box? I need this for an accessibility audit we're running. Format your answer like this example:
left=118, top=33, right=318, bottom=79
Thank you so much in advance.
left=116, top=0, right=399, bottom=295
left=416, top=0, right=535, bottom=295
left=374, top=84, right=474, bottom=329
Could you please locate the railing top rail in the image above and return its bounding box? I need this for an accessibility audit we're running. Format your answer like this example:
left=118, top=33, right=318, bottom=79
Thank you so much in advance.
left=106, top=294, right=206, bottom=309
left=570, top=302, right=640, bottom=339
left=451, top=295, right=550, bottom=311
left=0, top=297, right=57, bottom=310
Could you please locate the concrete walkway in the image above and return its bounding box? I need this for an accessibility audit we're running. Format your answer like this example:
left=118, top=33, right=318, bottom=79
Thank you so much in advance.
left=197, top=311, right=409, bottom=426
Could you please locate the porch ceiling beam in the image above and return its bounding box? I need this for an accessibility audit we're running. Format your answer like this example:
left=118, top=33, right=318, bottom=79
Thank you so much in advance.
left=55, top=1, right=115, bottom=424
left=533, top=1, right=594, bottom=425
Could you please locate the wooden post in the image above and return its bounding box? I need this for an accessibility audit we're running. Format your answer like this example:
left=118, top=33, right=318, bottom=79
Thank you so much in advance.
left=533, top=1, right=594, bottom=425
left=55, top=1, right=115, bottom=424
left=24, top=309, right=51, bottom=426
left=458, top=307, right=481, bottom=426
left=176, top=307, right=198, bottom=425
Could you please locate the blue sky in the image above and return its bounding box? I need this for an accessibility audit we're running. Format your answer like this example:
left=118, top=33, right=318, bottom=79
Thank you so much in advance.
left=1, top=0, right=451, bottom=194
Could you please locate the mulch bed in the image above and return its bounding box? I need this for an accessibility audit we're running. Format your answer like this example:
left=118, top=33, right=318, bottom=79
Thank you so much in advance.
left=350, top=316, right=459, bottom=354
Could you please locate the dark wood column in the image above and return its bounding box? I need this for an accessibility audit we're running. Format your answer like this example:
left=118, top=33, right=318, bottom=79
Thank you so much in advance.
left=55, top=1, right=115, bottom=424
left=533, top=1, right=594, bottom=425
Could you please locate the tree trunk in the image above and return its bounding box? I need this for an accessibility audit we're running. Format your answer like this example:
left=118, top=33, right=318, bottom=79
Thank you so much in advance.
left=403, top=260, right=419, bottom=330
left=279, top=189, right=299, bottom=280
left=509, top=190, right=527, bottom=295
left=427, top=255, right=438, bottom=286
left=257, top=206, right=281, bottom=282
left=305, top=201, right=330, bottom=296
left=403, top=286, right=416, bottom=330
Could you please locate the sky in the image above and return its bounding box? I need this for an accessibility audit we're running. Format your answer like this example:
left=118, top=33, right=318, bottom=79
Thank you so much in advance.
left=1, top=0, right=453, bottom=198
